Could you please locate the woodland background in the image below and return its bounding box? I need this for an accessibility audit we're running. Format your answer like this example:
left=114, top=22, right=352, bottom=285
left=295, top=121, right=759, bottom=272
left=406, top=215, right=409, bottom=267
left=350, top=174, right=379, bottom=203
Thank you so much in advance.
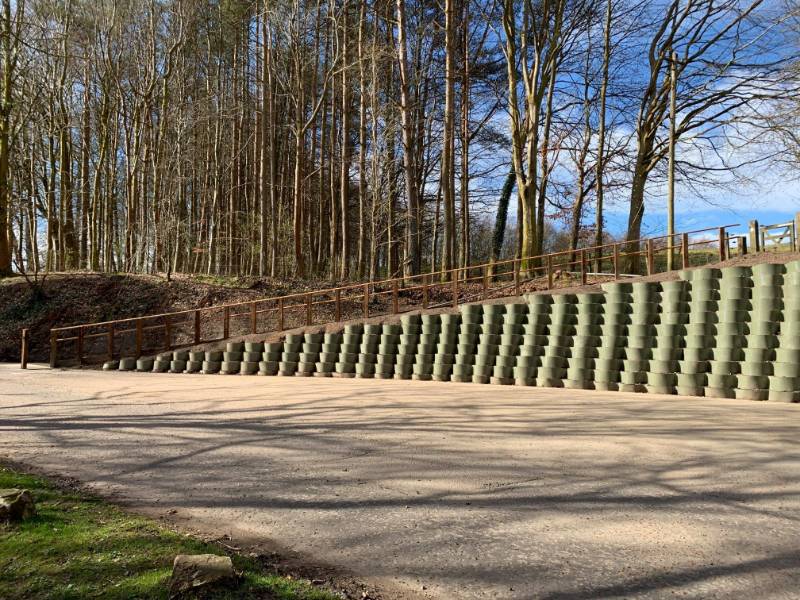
left=0, top=0, right=799, bottom=282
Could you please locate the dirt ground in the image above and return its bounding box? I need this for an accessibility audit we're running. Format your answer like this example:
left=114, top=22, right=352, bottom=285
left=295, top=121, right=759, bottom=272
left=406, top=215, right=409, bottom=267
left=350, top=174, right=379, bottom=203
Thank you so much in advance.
left=2, top=365, right=800, bottom=599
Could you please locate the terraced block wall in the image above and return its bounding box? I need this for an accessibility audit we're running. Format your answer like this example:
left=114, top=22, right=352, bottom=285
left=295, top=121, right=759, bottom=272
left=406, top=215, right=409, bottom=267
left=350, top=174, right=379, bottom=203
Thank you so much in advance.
left=109, top=261, right=800, bottom=403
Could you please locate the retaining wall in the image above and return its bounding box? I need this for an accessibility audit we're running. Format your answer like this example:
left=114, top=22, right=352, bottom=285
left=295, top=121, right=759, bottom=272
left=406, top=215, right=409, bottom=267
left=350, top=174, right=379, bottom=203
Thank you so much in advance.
left=108, top=261, right=800, bottom=402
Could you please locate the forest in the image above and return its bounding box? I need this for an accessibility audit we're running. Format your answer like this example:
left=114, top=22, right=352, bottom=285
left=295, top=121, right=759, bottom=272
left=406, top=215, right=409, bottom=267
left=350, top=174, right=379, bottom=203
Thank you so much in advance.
left=0, top=0, right=798, bottom=281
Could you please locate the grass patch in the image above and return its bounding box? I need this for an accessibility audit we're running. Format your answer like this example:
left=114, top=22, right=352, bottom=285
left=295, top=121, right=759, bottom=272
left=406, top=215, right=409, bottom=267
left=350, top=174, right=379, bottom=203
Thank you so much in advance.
left=0, top=466, right=339, bottom=600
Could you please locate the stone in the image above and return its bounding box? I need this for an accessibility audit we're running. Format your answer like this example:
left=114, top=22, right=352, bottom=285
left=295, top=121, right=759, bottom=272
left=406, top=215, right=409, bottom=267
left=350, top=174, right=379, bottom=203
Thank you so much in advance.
left=0, top=489, right=36, bottom=522
left=169, top=554, right=236, bottom=598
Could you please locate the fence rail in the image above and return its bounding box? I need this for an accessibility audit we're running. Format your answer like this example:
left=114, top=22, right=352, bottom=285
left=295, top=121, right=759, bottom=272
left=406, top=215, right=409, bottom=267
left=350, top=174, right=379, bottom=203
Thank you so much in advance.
left=46, top=223, right=744, bottom=367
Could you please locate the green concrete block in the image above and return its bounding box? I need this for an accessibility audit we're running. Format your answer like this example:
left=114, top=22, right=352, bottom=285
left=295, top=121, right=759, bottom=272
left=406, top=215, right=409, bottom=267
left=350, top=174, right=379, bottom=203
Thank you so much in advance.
left=736, top=374, right=769, bottom=390
left=318, top=351, right=338, bottom=363
left=566, top=367, right=594, bottom=382
left=571, top=346, right=599, bottom=360
left=500, top=324, right=524, bottom=336
left=377, top=343, right=398, bottom=355
left=434, top=354, right=455, bottom=366
left=344, top=323, right=364, bottom=334
left=104, top=360, right=121, bottom=371
left=645, top=385, right=676, bottom=395
left=626, top=324, right=654, bottom=338
left=707, top=373, right=737, bottom=388
left=604, top=292, right=633, bottom=304
left=478, top=334, right=501, bottom=347
left=376, top=354, right=396, bottom=365
left=515, top=355, right=539, bottom=368
left=453, top=364, right=473, bottom=376
left=594, top=370, right=621, bottom=383
left=536, top=377, right=563, bottom=388
left=394, top=364, right=413, bottom=378
left=395, top=354, right=415, bottom=366
left=691, top=268, right=722, bottom=280
left=708, top=360, right=740, bottom=375
left=571, top=335, right=601, bottom=348
left=623, top=359, right=649, bottom=372
left=281, top=350, right=300, bottom=362
left=768, top=376, right=799, bottom=392
left=626, top=337, right=655, bottom=352
left=152, top=359, right=170, bottom=373
left=704, top=386, right=735, bottom=398
left=492, top=366, right=514, bottom=380
left=678, top=360, right=708, bottom=374
left=768, top=390, right=799, bottom=402
left=475, top=355, right=496, bottom=367
left=357, top=353, right=377, bottom=364
left=773, top=362, right=800, bottom=378
left=243, top=351, right=262, bottom=362
left=713, top=335, right=747, bottom=349
left=544, top=344, right=571, bottom=358
left=473, top=364, right=493, bottom=378
left=239, top=361, right=259, bottom=375
left=648, top=359, right=680, bottom=374
left=478, top=323, right=503, bottom=335
left=733, top=388, right=767, bottom=401
left=742, top=348, right=774, bottom=364
left=335, top=362, right=355, bottom=374
left=200, top=360, right=220, bottom=374
left=493, top=355, right=515, bottom=368
left=682, top=345, right=711, bottom=360
left=651, top=347, right=682, bottom=361
left=710, top=348, right=743, bottom=363
left=185, top=360, right=202, bottom=373
left=224, top=342, right=243, bottom=353
left=375, top=364, right=395, bottom=377
left=677, top=372, right=706, bottom=386
left=619, top=371, right=646, bottom=385
left=258, top=361, right=279, bottom=375
left=601, top=281, right=633, bottom=293
left=355, top=363, right=375, bottom=376
left=595, top=357, right=624, bottom=372
left=342, top=333, right=362, bottom=346
left=169, top=360, right=187, bottom=374
left=219, top=361, right=240, bottom=374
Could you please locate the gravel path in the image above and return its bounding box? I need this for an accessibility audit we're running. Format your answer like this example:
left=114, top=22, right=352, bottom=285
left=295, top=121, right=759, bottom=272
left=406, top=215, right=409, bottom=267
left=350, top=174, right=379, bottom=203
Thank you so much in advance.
left=2, top=364, right=800, bottom=599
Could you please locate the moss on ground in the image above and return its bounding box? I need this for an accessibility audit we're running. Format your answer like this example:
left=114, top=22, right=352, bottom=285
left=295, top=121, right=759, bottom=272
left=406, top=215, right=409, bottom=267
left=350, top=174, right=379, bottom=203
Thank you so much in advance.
left=0, top=466, right=339, bottom=600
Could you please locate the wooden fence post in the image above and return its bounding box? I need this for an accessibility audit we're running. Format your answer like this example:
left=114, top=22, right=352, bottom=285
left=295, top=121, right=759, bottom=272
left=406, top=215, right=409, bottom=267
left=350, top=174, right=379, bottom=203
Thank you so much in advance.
left=305, top=294, right=312, bottom=326
left=20, top=329, right=29, bottom=369
left=335, top=289, right=341, bottom=322
left=740, top=235, right=748, bottom=256
left=613, top=244, right=620, bottom=280
left=646, top=239, right=654, bottom=275
left=681, top=233, right=689, bottom=269
left=514, top=259, right=521, bottom=295
left=107, top=324, right=114, bottom=360
left=164, top=316, right=171, bottom=350
left=223, top=306, right=230, bottom=338
left=252, top=302, right=258, bottom=333
left=278, top=298, right=284, bottom=331
left=77, top=328, right=84, bottom=365
left=135, top=320, right=143, bottom=358
left=50, top=331, right=57, bottom=368
left=718, top=227, right=727, bottom=261
left=392, top=280, right=399, bottom=314
left=547, top=255, right=553, bottom=289
left=482, top=267, right=489, bottom=300
left=452, top=274, right=459, bottom=308
left=423, top=274, right=429, bottom=309
left=194, top=310, right=201, bottom=344
left=363, top=283, right=370, bottom=318
left=795, top=212, right=800, bottom=252
left=749, top=219, right=760, bottom=253
left=581, top=250, right=587, bottom=285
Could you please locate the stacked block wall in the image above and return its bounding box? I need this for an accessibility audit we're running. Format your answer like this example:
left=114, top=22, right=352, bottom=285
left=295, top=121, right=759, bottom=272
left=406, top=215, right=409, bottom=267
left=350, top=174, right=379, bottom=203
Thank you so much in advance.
left=115, top=262, right=800, bottom=402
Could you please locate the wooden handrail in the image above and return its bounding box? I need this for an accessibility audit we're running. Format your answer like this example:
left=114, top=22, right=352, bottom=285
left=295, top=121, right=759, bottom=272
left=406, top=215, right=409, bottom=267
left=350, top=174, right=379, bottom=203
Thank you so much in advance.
left=47, top=223, right=739, bottom=366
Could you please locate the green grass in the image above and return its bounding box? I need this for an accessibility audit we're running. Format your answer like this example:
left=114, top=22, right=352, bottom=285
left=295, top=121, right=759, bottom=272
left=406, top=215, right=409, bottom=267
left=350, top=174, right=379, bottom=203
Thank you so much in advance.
left=0, top=466, right=339, bottom=600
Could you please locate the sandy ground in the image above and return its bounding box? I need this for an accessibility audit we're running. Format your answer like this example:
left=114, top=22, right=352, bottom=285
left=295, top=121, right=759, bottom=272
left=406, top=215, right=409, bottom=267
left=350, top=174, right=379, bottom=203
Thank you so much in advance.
left=2, top=365, right=800, bottom=599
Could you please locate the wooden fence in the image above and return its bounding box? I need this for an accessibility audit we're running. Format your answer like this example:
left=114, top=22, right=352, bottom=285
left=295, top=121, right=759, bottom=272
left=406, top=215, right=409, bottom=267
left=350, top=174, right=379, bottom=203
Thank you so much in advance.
left=44, top=224, right=739, bottom=367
